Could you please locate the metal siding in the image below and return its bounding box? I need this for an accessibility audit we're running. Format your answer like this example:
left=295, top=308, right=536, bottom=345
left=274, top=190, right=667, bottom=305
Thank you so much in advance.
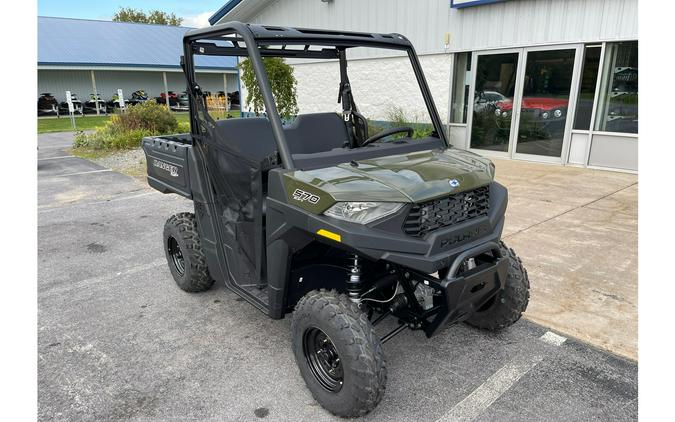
left=38, top=69, right=239, bottom=103
left=38, top=70, right=92, bottom=102
left=244, top=0, right=453, bottom=56
left=446, top=0, right=638, bottom=52
left=226, top=0, right=637, bottom=55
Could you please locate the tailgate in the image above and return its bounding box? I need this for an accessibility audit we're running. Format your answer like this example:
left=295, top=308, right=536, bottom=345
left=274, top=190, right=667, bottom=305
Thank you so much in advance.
left=142, top=134, right=192, bottom=198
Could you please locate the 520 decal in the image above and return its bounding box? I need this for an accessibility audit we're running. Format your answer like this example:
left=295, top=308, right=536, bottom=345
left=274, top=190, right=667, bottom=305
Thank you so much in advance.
left=292, top=188, right=321, bottom=204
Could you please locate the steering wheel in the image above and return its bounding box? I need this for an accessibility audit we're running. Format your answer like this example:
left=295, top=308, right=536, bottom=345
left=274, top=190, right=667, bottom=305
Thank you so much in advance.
left=361, top=126, right=414, bottom=147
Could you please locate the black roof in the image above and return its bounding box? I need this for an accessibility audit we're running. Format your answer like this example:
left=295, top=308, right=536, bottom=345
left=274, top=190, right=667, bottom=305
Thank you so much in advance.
left=184, top=21, right=413, bottom=56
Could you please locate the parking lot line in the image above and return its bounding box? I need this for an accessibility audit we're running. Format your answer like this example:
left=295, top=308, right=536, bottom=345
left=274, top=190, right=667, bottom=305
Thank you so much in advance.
left=40, top=169, right=112, bottom=179
left=40, top=259, right=166, bottom=297
left=436, top=353, right=544, bottom=422
left=540, top=331, right=568, bottom=347
left=38, top=156, right=76, bottom=161
left=38, top=191, right=159, bottom=213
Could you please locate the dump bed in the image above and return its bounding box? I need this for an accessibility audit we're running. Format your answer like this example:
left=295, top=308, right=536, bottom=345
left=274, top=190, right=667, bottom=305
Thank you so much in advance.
left=142, top=134, right=193, bottom=198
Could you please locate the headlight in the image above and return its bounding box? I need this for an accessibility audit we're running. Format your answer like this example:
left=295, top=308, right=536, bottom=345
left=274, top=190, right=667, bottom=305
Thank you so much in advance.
left=542, top=111, right=550, bottom=119
left=494, top=108, right=501, bottom=116
left=553, top=109, right=563, bottom=118
left=501, top=111, right=509, bottom=117
left=324, top=202, right=404, bottom=224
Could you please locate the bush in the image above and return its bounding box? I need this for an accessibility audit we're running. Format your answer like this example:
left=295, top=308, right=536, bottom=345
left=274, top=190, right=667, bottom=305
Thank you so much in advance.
left=385, top=106, right=434, bottom=139
left=74, top=102, right=178, bottom=150
left=367, top=120, right=384, bottom=138
left=239, top=57, right=299, bottom=118
left=74, top=128, right=154, bottom=150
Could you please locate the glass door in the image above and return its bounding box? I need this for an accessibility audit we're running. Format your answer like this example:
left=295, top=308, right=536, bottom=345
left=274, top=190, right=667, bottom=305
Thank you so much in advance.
left=467, top=51, right=520, bottom=156
left=512, top=46, right=580, bottom=161
left=467, top=45, right=582, bottom=163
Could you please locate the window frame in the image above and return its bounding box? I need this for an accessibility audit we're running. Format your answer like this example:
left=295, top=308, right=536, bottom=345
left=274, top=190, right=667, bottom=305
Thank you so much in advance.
left=592, top=41, right=638, bottom=135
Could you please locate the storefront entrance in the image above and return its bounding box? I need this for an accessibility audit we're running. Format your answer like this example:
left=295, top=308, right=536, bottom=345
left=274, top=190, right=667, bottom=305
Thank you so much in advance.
left=467, top=45, right=583, bottom=163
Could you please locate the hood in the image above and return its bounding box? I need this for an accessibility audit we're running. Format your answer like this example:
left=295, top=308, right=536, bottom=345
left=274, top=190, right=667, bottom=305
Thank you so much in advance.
left=284, top=148, right=495, bottom=213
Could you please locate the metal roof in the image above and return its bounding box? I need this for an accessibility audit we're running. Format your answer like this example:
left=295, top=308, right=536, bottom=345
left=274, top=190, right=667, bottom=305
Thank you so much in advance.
left=38, top=16, right=237, bottom=70
left=208, top=0, right=244, bottom=25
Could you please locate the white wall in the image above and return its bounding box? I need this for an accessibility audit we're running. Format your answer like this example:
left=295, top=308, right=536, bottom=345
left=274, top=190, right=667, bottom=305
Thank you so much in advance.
left=240, top=53, right=451, bottom=123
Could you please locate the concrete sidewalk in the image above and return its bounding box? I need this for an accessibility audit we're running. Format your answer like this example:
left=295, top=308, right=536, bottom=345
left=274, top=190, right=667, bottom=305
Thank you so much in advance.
left=494, top=159, right=638, bottom=360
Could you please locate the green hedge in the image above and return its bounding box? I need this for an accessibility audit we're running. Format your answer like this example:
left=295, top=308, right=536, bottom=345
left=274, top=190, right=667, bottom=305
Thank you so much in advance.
left=74, top=102, right=179, bottom=150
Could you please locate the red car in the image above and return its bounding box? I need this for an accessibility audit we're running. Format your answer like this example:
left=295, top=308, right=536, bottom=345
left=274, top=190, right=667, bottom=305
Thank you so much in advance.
left=495, top=97, right=568, bottom=121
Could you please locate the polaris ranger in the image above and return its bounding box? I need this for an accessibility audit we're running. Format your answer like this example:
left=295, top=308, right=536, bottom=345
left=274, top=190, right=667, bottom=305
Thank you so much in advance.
left=143, top=22, right=529, bottom=417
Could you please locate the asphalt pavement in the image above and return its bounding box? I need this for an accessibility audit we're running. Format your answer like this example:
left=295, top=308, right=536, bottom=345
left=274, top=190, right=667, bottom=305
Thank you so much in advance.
left=38, top=132, right=637, bottom=421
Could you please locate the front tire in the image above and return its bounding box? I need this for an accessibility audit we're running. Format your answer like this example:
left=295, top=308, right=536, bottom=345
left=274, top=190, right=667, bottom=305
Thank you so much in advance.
left=291, top=290, right=387, bottom=418
left=465, top=241, right=530, bottom=330
left=163, top=212, right=213, bottom=292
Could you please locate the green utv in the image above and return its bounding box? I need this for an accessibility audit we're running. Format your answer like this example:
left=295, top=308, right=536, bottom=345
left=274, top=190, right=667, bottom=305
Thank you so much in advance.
left=143, top=22, right=529, bottom=417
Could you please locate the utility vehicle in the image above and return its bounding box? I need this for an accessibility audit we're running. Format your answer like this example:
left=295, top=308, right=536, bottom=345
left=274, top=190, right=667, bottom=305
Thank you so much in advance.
left=143, top=22, right=529, bottom=417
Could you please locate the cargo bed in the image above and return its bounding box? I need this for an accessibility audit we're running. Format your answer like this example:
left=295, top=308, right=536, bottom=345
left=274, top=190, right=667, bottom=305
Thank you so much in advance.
left=142, top=134, right=194, bottom=199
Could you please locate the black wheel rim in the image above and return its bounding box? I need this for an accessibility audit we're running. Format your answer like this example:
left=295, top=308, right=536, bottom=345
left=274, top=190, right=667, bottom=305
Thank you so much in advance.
left=167, top=236, right=185, bottom=276
left=303, top=327, right=343, bottom=392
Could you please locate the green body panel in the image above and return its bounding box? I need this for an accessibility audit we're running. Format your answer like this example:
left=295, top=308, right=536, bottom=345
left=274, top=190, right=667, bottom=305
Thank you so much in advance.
left=283, top=147, right=495, bottom=214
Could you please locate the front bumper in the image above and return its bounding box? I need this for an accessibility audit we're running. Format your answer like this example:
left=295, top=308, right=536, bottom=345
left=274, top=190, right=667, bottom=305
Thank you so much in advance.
left=406, top=241, right=508, bottom=337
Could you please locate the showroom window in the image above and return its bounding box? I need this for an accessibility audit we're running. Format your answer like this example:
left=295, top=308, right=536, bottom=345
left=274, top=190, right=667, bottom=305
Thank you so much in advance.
left=594, top=41, right=638, bottom=134
left=450, top=52, right=471, bottom=124
left=573, top=45, right=602, bottom=130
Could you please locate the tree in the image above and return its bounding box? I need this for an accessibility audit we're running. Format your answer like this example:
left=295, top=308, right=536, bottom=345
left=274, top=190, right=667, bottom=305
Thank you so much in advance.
left=112, top=7, right=182, bottom=26
left=238, top=57, right=299, bottom=118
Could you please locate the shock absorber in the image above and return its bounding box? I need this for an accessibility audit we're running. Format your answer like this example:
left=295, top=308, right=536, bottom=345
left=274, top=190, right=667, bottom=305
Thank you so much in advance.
left=347, top=254, right=363, bottom=304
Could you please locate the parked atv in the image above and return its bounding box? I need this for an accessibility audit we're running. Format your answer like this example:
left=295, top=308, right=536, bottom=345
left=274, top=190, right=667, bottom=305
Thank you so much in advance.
left=128, top=90, right=149, bottom=106
left=143, top=23, right=530, bottom=418
left=174, top=91, right=190, bottom=111
left=37, top=93, right=59, bottom=116
left=157, top=91, right=178, bottom=106
left=106, top=92, right=125, bottom=110
left=58, top=93, right=83, bottom=115
left=83, top=94, right=107, bottom=114
left=227, top=90, right=240, bottom=108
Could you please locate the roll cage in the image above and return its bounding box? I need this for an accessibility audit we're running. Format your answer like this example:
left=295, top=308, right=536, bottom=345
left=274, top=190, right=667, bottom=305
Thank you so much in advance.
left=181, top=21, right=449, bottom=170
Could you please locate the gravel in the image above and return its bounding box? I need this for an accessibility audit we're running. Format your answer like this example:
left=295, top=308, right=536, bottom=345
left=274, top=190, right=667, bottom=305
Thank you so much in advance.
left=90, top=148, right=146, bottom=179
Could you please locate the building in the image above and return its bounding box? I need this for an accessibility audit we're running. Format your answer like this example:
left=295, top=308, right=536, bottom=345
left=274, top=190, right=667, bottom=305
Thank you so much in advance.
left=209, top=0, right=638, bottom=172
left=38, top=16, right=239, bottom=111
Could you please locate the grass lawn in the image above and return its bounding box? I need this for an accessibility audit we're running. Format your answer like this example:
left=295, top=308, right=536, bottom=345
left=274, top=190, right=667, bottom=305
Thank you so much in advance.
left=38, top=110, right=240, bottom=134
left=38, top=115, right=110, bottom=133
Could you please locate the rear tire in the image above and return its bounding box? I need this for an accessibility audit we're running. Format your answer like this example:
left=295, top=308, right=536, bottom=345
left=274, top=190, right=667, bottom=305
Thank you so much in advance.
left=465, top=241, right=530, bottom=330
left=163, top=212, right=213, bottom=292
left=291, top=290, right=387, bottom=418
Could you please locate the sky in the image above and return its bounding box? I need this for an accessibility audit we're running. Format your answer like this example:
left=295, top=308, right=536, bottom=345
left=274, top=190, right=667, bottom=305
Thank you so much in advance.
left=37, top=0, right=228, bottom=27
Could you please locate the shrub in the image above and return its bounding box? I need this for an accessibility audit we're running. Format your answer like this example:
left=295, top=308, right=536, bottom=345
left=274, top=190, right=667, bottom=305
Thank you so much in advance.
left=74, top=102, right=178, bottom=150
left=74, top=128, right=153, bottom=150
left=239, top=57, right=299, bottom=118
left=177, top=121, right=191, bottom=133
left=385, top=106, right=434, bottom=139
left=113, top=101, right=178, bottom=133
left=367, top=120, right=384, bottom=138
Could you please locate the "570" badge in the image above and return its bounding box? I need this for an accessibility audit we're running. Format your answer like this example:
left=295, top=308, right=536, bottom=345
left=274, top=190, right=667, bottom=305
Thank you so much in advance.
left=292, top=188, right=320, bottom=204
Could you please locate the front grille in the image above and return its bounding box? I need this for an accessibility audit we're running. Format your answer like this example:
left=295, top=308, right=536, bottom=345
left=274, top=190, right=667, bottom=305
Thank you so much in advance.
left=403, top=185, right=490, bottom=237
